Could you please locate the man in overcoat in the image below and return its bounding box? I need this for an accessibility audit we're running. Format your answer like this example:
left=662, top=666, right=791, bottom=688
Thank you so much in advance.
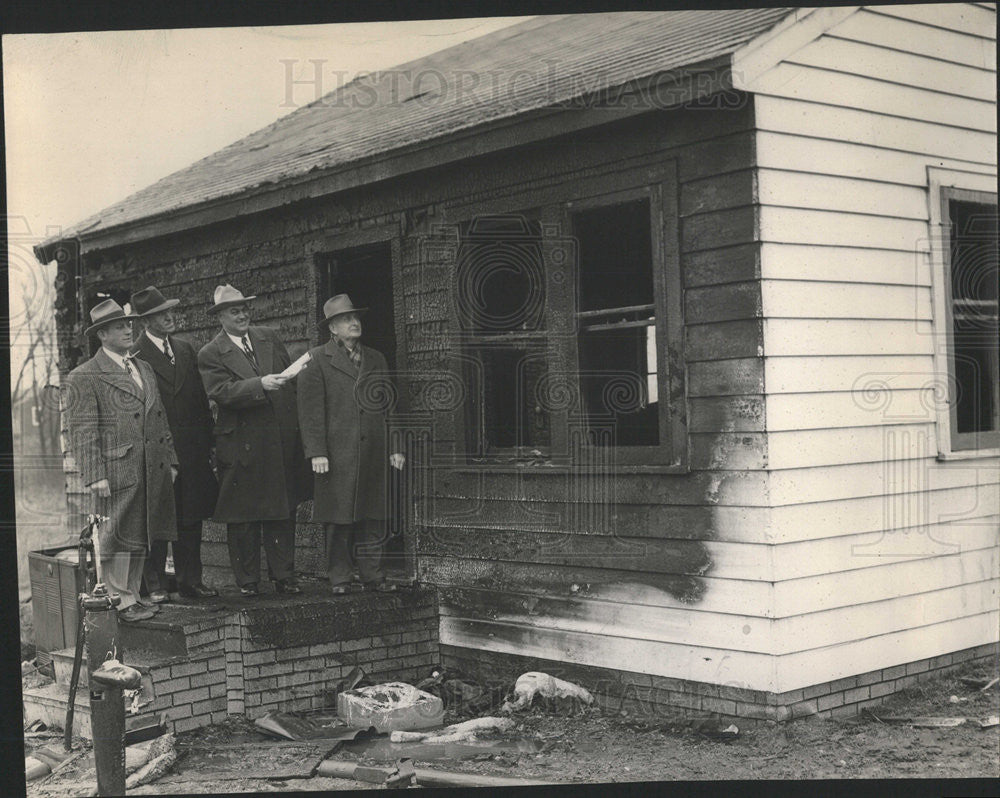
left=197, top=285, right=304, bottom=596
left=64, top=299, right=178, bottom=622
left=297, top=294, right=404, bottom=594
left=130, top=286, right=219, bottom=601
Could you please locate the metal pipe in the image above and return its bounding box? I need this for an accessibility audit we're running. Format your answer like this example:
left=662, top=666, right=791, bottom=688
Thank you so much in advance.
left=315, top=759, right=567, bottom=788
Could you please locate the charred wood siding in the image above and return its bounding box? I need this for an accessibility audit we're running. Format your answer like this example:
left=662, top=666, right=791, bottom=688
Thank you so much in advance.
left=61, top=100, right=768, bottom=687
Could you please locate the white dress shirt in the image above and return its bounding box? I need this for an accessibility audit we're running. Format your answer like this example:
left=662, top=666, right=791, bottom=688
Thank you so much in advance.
left=103, top=347, right=144, bottom=390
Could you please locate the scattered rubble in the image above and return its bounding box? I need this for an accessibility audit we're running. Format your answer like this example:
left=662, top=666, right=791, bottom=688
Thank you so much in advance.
left=337, top=682, right=445, bottom=732
left=389, top=717, right=514, bottom=743
left=501, top=672, right=594, bottom=713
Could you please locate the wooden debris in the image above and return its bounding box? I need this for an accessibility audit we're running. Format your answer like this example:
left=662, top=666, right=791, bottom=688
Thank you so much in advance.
left=877, top=716, right=967, bottom=728
left=978, top=716, right=999, bottom=729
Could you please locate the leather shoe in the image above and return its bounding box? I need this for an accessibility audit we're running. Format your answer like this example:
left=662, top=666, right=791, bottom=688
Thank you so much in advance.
left=119, top=604, right=155, bottom=623
left=136, top=599, right=161, bottom=613
left=368, top=582, right=397, bottom=593
left=179, top=583, right=219, bottom=599
left=274, top=578, right=301, bottom=595
left=330, top=584, right=351, bottom=595
left=149, top=590, right=169, bottom=604
left=240, top=583, right=259, bottom=597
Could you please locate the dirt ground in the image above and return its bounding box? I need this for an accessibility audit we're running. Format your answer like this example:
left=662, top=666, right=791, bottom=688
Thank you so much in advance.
left=23, top=658, right=999, bottom=795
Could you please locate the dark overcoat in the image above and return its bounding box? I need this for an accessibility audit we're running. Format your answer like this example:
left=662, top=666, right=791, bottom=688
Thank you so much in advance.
left=132, top=332, right=218, bottom=525
left=197, top=326, right=305, bottom=523
left=297, top=339, right=396, bottom=523
left=64, top=349, right=179, bottom=553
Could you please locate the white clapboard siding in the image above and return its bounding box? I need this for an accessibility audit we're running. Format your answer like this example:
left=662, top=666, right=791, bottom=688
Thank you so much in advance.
left=756, top=131, right=991, bottom=187
left=754, top=96, right=996, bottom=165
left=773, top=545, right=999, bottom=616
left=706, top=520, right=998, bottom=583
left=770, top=483, right=1000, bottom=544
left=757, top=170, right=929, bottom=220
left=436, top=588, right=778, bottom=653
left=759, top=207, right=931, bottom=251
left=774, top=611, right=999, bottom=691
left=768, top=424, right=937, bottom=469
left=868, top=2, right=996, bottom=39
left=773, top=579, right=997, bottom=655
left=762, top=281, right=932, bottom=320
left=769, top=460, right=1000, bottom=506
left=759, top=244, right=931, bottom=287
left=789, top=35, right=996, bottom=101
left=750, top=62, right=996, bottom=132
left=766, top=390, right=938, bottom=431
left=439, top=616, right=780, bottom=691
left=831, top=7, right=995, bottom=68
left=765, top=355, right=937, bottom=394
left=764, top=319, right=935, bottom=357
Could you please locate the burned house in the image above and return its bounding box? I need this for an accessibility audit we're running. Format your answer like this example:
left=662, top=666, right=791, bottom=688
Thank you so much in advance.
left=34, top=6, right=998, bottom=721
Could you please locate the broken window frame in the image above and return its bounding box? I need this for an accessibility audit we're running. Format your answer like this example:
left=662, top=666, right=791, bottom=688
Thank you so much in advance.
left=446, top=158, right=687, bottom=469
left=552, top=176, right=685, bottom=467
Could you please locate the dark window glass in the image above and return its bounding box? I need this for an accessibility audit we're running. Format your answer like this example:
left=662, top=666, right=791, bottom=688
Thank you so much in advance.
left=572, top=199, right=659, bottom=447
left=948, top=199, right=999, bottom=437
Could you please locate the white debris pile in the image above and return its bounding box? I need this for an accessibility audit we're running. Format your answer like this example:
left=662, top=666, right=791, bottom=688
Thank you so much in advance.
left=390, top=716, right=514, bottom=743
left=500, top=672, right=594, bottom=713
left=338, top=682, right=445, bottom=732
left=125, top=732, right=177, bottom=788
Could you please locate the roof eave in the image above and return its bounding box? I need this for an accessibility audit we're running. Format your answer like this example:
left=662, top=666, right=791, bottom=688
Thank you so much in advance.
left=36, top=53, right=742, bottom=260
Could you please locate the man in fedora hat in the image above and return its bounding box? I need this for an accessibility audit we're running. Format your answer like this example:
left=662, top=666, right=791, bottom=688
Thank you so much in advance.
left=197, top=285, right=305, bottom=596
left=64, top=299, right=179, bottom=622
left=130, top=286, right=219, bottom=602
left=298, top=294, right=405, bottom=594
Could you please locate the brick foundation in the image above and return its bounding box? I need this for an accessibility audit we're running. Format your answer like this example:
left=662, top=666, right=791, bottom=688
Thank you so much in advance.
left=441, top=641, right=999, bottom=724
left=122, top=587, right=439, bottom=735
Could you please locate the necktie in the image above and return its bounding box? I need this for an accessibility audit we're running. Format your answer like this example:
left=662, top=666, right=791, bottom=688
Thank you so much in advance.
left=163, top=336, right=174, bottom=365
left=241, top=335, right=259, bottom=373
left=346, top=344, right=361, bottom=369
left=123, top=357, right=143, bottom=391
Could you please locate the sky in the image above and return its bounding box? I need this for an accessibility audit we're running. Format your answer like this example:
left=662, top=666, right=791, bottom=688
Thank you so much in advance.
left=3, top=16, right=530, bottom=387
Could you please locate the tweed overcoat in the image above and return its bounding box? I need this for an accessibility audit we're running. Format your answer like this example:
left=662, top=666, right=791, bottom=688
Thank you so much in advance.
left=64, top=349, right=179, bottom=553
left=132, top=332, right=218, bottom=525
left=297, top=338, right=396, bottom=524
left=197, top=325, right=305, bottom=523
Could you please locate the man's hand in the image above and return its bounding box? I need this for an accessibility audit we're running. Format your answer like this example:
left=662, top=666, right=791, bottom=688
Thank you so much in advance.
left=312, top=456, right=329, bottom=474
left=170, top=465, right=179, bottom=483
left=261, top=374, right=288, bottom=392
left=390, top=453, right=405, bottom=471
left=89, top=479, right=111, bottom=498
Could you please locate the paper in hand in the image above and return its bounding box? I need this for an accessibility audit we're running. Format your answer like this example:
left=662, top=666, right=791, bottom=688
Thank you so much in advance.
left=279, top=352, right=311, bottom=380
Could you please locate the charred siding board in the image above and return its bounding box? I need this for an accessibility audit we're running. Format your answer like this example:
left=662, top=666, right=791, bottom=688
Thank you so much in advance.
left=408, top=105, right=771, bottom=684
left=748, top=3, right=999, bottom=691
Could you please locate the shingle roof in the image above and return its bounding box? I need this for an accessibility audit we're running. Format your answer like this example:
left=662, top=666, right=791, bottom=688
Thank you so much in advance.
left=52, top=9, right=793, bottom=243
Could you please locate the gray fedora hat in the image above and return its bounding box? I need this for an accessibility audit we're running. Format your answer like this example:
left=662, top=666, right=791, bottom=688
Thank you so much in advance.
left=130, top=285, right=180, bottom=317
left=320, top=294, right=367, bottom=325
left=85, top=299, right=140, bottom=336
left=207, top=284, right=257, bottom=315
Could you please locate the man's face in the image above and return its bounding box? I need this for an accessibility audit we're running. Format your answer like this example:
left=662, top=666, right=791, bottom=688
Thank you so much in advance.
left=145, top=308, right=176, bottom=338
left=219, top=304, right=251, bottom=336
left=330, top=312, right=361, bottom=342
left=97, top=320, right=134, bottom=354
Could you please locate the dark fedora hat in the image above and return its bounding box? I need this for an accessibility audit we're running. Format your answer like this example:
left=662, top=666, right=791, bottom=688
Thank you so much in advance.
left=85, top=299, right=140, bottom=336
left=320, top=294, right=367, bottom=325
left=130, top=285, right=180, bottom=317
left=207, top=284, right=257, bottom=315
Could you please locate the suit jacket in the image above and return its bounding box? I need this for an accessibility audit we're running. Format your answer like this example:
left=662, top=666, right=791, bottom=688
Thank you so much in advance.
left=197, top=326, right=305, bottom=522
left=297, top=338, right=396, bottom=523
left=132, top=332, right=218, bottom=525
left=64, top=349, right=178, bottom=553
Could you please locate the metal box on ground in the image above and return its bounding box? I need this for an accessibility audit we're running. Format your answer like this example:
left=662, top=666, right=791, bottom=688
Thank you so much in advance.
left=28, top=545, right=85, bottom=667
